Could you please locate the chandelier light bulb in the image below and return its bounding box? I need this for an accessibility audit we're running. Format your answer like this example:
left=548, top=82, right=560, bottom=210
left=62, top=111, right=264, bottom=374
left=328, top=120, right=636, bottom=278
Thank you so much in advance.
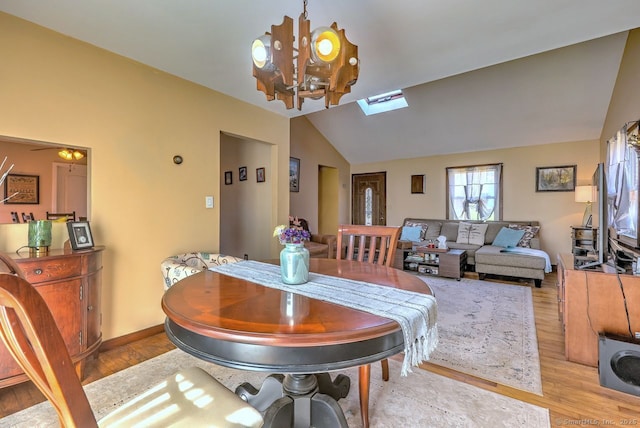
left=317, top=39, right=333, bottom=56
left=311, top=27, right=341, bottom=64
left=251, top=36, right=270, bottom=69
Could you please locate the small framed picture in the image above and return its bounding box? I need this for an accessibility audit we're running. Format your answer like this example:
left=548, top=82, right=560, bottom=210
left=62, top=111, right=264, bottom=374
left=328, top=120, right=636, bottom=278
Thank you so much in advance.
left=289, top=157, right=300, bottom=192
left=256, top=167, right=265, bottom=183
left=4, top=174, right=39, bottom=204
left=536, top=165, right=576, bottom=192
left=411, top=174, right=425, bottom=194
left=224, top=171, right=232, bottom=185
left=239, top=166, right=247, bottom=181
left=66, top=221, right=94, bottom=250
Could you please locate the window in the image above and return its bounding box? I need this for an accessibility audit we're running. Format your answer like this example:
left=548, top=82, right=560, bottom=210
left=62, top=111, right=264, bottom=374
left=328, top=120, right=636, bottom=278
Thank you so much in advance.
left=446, top=164, right=502, bottom=221
left=357, top=90, right=408, bottom=116
left=365, top=187, right=373, bottom=225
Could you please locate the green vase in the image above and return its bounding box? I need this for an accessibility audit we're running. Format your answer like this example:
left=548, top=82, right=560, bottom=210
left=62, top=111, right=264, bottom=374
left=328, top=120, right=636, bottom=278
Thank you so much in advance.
left=280, top=243, right=310, bottom=285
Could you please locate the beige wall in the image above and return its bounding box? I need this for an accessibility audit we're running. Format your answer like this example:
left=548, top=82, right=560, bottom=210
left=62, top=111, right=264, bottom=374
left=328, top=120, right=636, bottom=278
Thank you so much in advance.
left=318, top=166, right=339, bottom=235
left=290, top=117, right=350, bottom=233
left=0, top=12, right=290, bottom=339
left=601, top=28, right=640, bottom=154
left=352, top=140, right=601, bottom=262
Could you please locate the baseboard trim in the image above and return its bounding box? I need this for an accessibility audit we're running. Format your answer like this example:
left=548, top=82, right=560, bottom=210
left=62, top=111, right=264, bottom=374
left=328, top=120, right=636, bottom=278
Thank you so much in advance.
left=99, top=324, right=165, bottom=352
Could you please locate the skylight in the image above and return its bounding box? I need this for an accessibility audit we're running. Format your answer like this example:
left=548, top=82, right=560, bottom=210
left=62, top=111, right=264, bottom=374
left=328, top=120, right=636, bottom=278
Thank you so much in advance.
left=357, top=90, right=408, bottom=116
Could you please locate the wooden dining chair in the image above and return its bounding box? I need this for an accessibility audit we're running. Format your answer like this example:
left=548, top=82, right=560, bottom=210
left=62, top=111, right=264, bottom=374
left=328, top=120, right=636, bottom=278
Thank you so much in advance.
left=0, top=252, right=25, bottom=277
left=335, top=224, right=401, bottom=428
left=46, top=211, right=76, bottom=221
left=0, top=273, right=264, bottom=428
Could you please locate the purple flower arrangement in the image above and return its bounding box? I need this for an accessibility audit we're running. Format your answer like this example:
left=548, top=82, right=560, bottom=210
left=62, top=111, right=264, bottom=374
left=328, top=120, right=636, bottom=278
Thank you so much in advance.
left=273, top=218, right=311, bottom=244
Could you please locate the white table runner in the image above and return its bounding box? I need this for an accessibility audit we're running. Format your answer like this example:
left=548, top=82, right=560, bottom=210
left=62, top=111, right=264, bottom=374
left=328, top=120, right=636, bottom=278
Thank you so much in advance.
left=209, top=260, right=438, bottom=375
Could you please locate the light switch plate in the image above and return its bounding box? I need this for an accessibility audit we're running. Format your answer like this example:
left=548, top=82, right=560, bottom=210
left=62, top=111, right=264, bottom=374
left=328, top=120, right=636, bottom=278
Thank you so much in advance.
left=205, top=196, right=214, bottom=208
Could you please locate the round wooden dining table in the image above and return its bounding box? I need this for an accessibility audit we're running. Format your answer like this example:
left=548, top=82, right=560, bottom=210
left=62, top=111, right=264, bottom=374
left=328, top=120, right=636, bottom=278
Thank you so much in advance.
left=162, top=258, right=433, bottom=428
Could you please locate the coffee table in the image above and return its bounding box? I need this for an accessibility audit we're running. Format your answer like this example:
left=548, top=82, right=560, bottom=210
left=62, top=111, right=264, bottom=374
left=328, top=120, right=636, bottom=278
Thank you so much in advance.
left=404, top=247, right=467, bottom=280
left=162, top=258, right=433, bottom=428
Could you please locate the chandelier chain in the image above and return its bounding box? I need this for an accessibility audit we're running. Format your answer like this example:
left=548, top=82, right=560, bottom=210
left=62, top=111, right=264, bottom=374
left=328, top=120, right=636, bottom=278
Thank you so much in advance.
left=303, top=0, right=308, bottom=19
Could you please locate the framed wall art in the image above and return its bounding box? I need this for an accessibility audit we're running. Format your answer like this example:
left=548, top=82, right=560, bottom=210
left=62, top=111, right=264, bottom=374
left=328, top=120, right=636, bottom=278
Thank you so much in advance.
left=66, top=221, right=94, bottom=250
left=411, top=174, right=425, bottom=194
left=3, top=174, right=39, bottom=204
left=536, top=165, right=576, bottom=192
left=256, top=167, right=265, bottom=183
left=239, top=166, right=247, bottom=181
left=290, top=157, right=300, bottom=192
left=224, top=171, right=232, bottom=185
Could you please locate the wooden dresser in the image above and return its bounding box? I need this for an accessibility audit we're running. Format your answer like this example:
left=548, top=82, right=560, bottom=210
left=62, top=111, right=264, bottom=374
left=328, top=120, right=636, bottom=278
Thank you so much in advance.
left=557, top=253, right=640, bottom=366
left=0, top=247, right=104, bottom=388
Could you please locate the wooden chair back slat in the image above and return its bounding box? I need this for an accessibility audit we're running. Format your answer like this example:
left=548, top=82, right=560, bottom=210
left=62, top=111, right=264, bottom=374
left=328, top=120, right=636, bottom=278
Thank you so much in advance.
left=336, top=225, right=401, bottom=267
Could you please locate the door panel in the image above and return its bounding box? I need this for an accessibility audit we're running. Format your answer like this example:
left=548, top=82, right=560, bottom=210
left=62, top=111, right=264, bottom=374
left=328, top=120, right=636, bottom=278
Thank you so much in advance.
left=352, top=172, right=387, bottom=225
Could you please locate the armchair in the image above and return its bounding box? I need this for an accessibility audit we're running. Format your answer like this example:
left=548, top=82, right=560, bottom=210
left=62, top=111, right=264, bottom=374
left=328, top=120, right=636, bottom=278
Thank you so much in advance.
left=293, top=218, right=337, bottom=258
left=161, top=252, right=242, bottom=290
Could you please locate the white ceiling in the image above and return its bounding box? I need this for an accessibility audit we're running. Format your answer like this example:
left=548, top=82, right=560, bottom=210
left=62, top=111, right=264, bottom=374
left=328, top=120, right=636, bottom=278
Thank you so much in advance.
left=1, top=0, right=639, bottom=164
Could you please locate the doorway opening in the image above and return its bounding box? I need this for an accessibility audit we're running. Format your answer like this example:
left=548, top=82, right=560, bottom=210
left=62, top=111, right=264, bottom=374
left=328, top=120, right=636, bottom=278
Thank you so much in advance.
left=318, top=165, right=339, bottom=235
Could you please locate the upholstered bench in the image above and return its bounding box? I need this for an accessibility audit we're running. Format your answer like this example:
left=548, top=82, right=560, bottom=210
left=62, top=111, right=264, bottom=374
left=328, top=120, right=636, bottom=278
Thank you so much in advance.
left=161, top=252, right=242, bottom=290
left=475, top=245, right=547, bottom=287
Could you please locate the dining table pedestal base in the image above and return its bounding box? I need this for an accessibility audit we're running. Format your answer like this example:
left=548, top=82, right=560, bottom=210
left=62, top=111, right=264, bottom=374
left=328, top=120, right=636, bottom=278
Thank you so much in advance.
left=235, top=373, right=350, bottom=428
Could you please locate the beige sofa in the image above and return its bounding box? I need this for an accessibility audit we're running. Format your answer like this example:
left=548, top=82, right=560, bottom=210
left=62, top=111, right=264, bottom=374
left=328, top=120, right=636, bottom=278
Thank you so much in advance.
left=395, top=218, right=547, bottom=287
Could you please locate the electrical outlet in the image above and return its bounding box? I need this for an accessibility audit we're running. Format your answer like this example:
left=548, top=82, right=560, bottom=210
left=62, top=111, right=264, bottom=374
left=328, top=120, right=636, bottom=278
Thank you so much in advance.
left=635, top=332, right=640, bottom=340
left=205, top=196, right=214, bottom=208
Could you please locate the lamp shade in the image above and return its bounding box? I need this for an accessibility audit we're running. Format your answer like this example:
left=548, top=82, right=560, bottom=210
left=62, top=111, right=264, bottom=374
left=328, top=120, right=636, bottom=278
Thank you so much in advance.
left=575, top=185, right=594, bottom=203
left=58, top=149, right=85, bottom=161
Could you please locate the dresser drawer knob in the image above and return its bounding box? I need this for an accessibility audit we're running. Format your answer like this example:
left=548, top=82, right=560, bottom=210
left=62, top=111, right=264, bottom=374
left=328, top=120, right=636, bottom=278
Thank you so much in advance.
left=34, top=268, right=43, bottom=275
left=87, top=305, right=94, bottom=311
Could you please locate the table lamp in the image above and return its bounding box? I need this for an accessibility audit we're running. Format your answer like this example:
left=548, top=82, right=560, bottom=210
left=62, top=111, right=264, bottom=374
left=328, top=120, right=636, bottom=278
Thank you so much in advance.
left=28, top=220, right=52, bottom=256
left=575, top=185, right=594, bottom=227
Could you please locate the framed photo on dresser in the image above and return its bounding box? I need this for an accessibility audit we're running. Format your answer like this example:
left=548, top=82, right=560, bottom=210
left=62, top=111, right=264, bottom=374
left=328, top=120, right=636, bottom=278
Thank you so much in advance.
left=67, top=221, right=94, bottom=250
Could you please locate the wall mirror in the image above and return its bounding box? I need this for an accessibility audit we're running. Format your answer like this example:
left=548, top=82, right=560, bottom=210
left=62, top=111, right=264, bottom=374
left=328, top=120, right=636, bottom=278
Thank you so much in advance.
left=0, top=135, right=89, bottom=224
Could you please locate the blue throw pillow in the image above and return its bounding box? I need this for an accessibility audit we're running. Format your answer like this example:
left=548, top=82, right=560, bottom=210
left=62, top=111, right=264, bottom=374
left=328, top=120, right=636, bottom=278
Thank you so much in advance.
left=492, top=227, right=526, bottom=248
left=400, top=226, right=422, bottom=242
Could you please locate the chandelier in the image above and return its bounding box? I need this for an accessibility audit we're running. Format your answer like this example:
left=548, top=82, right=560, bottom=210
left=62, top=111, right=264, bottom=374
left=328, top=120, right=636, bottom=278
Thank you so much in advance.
left=58, top=148, right=85, bottom=161
left=251, top=0, right=359, bottom=110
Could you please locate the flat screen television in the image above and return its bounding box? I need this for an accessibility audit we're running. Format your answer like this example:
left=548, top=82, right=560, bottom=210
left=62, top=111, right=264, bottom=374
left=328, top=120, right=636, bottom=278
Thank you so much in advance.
left=578, top=163, right=609, bottom=270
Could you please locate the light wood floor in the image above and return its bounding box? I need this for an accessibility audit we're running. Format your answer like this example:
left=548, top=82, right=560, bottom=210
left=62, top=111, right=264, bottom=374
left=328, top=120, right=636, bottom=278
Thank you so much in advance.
left=1, top=273, right=640, bottom=427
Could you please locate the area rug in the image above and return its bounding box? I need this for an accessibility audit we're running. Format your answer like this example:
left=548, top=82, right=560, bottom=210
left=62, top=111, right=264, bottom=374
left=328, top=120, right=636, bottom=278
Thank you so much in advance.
left=420, top=276, right=543, bottom=395
left=1, top=349, right=550, bottom=427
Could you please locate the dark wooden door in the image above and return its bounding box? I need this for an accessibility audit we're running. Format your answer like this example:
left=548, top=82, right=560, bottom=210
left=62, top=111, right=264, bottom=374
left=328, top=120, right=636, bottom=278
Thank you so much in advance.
left=352, top=172, right=387, bottom=225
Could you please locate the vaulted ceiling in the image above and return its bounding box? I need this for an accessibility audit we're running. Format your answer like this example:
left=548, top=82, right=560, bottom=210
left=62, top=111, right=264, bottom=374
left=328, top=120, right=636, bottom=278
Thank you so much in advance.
left=1, top=1, right=639, bottom=164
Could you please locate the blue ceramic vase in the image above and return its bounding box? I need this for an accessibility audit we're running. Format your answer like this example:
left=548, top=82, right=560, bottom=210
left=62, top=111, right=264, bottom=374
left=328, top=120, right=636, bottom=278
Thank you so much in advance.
left=280, top=243, right=310, bottom=285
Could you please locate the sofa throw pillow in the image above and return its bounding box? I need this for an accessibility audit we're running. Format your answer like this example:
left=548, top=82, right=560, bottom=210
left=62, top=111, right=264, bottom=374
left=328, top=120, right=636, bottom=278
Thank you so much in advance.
left=400, top=226, right=423, bottom=242
left=404, top=221, right=429, bottom=240
left=456, top=222, right=489, bottom=246
left=492, top=227, right=526, bottom=248
left=424, top=222, right=443, bottom=240
left=508, top=224, right=540, bottom=248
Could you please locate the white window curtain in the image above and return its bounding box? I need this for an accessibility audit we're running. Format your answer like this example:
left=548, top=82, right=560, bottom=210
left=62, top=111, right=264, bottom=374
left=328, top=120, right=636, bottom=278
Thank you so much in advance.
left=447, top=164, right=502, bottom=221
left=607, top=123, right=639, bottom=241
